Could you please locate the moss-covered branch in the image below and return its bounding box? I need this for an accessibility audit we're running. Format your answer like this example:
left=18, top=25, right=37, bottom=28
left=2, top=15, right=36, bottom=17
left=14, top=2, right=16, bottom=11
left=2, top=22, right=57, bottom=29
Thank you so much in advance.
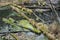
left=10, top=4, right=57, bottom=40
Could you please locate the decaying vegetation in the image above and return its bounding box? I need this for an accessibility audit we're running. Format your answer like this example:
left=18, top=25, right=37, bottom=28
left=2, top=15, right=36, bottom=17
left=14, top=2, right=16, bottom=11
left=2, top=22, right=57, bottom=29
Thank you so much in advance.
left=0, top=0, right=60, bottom=40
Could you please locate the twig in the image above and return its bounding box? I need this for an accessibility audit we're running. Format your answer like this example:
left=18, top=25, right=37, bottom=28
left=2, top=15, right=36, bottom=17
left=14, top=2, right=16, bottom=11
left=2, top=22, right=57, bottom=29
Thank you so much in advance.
left=48, top=0, right=59, bottom=21
left=33, top=12, right=45, bottom=23
left=10, top=33, right=19, bottom=40
left=0, top=31, right=30, bottom=34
